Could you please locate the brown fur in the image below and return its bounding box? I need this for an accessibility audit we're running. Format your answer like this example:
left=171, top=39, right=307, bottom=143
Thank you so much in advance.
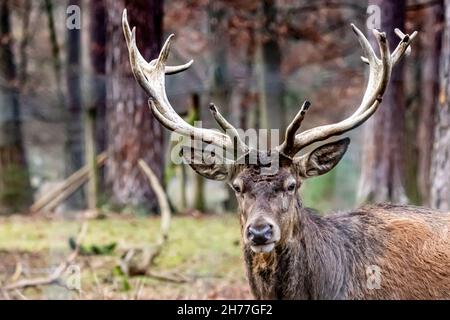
left=124, top=12, right=445, bottom=299
left=186, top=146, right=450, bottom=299
left=365, top=205, right=450, bottom=299
left=242, top=203, right=450, bottom=299
left=231, top=163, right=450, bottom=300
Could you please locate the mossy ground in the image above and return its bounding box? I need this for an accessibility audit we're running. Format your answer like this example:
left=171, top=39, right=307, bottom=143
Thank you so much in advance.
left=0, top=214, right=251, bottom=299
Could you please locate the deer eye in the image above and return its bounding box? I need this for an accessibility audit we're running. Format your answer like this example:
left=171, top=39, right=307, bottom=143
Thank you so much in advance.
left=232, top=183, right=242, bottom=194
left=287, top=182, right=296, bottom=192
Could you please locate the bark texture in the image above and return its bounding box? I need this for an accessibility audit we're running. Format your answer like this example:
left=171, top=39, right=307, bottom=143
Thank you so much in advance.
left=417, top=2, right=443, bottom=204
left=66, top=0, right=84, bottom=208
left=0, top=0, right=31, bottom=214
left=89, top=0, right=107, bottom=154
left=430, top=0, right=450, bottom=211
left=358, top=0, right=408, bottom=204
left=106, top=0, right=164, bottom=210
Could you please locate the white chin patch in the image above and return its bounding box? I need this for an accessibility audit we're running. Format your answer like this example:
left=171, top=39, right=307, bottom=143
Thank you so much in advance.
left=250, top=243, right=275, bottom=253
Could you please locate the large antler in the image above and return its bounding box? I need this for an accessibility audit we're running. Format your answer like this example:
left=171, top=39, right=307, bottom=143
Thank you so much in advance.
left=279, top=24, right=417, bottom=158
left=122, top=10, right=248, bottom=155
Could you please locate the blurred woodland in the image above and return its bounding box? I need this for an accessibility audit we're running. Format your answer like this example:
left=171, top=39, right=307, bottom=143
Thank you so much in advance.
left=0, top=0, right=449, bottom=299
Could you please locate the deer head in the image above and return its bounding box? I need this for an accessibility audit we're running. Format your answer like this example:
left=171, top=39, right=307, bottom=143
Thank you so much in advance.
left=122, top=10, right=416, bottom=254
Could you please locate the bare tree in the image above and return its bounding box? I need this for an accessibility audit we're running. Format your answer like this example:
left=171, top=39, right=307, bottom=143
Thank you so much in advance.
left=88, top=0, right=107, bottom=154
left=430, top=0, right=450, bottom=210
left=18, top=0, right=32, bottom=85
left=106, top=0, right=164, bottom=210
left=358, top=0, right=408, bottom=204
left=417, top=1, right=444, bottom=204
left=84, top=0, right=107, bottom=209
left=0, top=0, right=31, bottom=214
left=261, top=0, right=284, bottom=133
left=66, top=0, right=84, bottom=209
left=44, top=0, right=63, bottom=88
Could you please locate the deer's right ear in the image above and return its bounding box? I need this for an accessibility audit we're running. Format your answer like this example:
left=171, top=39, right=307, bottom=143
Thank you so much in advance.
left=180, top=147, right=230, bottom=181
left=293, top=138, right=350, bottom=178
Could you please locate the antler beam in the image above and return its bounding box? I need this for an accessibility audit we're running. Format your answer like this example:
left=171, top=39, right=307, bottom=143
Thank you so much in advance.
left=279, top=24, right=417, bottom=158
left=122, top=9, right=248, bottom=155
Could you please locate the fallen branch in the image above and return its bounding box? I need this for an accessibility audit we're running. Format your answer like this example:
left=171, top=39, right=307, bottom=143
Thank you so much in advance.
left=146, top=271, right=190, bottom=284
left=119, top=160, right=172, bottom=276
left=132, top=279, right=144, bottom=300
left=138, top=159, right=171, bottom=244
left=30, top=153, right=107, bottom=213
left=0, top=288, right=11, bottom=300
left=13, top=289, right=29, bottom=300
left=1, top=222, right=88, bottom=291
left=43, top=174, right=92, bottom=212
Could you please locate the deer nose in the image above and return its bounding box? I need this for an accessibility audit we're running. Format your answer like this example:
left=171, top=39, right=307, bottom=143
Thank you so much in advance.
left=247, top=224, right=273, bottom=245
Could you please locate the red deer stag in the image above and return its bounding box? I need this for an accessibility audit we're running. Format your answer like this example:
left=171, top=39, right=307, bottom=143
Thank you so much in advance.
left=122, top=10, right=450, bottom=299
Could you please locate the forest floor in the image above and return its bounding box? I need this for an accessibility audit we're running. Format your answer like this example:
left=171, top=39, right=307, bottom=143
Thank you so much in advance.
left=0, top=213, right=251, bottom=300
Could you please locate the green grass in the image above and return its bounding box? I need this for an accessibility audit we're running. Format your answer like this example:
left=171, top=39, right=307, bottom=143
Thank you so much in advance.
left=0, top=215, right=242, bottom=265
left=0, top=214, right=248, bottom=299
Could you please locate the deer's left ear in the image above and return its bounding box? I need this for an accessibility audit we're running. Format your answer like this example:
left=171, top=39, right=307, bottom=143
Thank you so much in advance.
left=294, top=138, right=350, bottom=178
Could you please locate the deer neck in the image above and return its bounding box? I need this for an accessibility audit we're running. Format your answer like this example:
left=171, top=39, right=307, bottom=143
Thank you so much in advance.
left=244, top=203, right=350, bottom=300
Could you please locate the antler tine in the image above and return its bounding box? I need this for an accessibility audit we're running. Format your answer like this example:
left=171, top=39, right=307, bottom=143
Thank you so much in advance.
left=209, top=103, right=249, bottom=154
left=392, top=28, right=418, bottom=65
left=279, top=25, right=416, bottom=158
left=356, top=28, right=391, bottom=117
left=123, top=10, right=193, bottom=76
left=280, top=101, right=311, bottom=157
left=123, top=9, right=249, bottom=155
left=351, top=24, right=378, bottom=64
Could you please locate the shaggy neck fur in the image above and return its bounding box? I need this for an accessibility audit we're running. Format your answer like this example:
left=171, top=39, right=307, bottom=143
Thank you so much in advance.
left=243, top=200, right=381, bottom=300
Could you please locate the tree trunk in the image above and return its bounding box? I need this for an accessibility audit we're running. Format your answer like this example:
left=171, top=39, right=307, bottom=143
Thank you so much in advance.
left=89, top=0, right=107, bottom=155
left=44, top=0, right=65, bottom=114
left=86, top=0, right=107, bottom=208
left=417, top=2, right=443, bottom=205
left=253, top=0, right=284, bottom=141
left=208, top=1, right=228, bottom=111
left=65, top=0, right=84, bottom=209
left=254, top=7, right=269, bottom=131
left=84, top=108, right=98, bottom=210
left=106, top=0, right=164, bottom=211
left=18, top=0, right=31, bottom=85
left=207, top=1, right=236, bottom=212
left=430, top=0, right=450, bottom=211
left=404, top=28, right=422, bottom=205
left=189, top=94, right=205, bottom=212
left=262, top=0, right=285, bottom=135
left=44, top=0, right=62, bottom=86
left=0, top=0, right=31, bottom=214
left=358, top=0, right=408, bottom=204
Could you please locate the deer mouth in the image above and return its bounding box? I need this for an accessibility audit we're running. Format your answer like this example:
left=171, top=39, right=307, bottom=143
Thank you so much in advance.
left=250, top=242, right=276, bottom=253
